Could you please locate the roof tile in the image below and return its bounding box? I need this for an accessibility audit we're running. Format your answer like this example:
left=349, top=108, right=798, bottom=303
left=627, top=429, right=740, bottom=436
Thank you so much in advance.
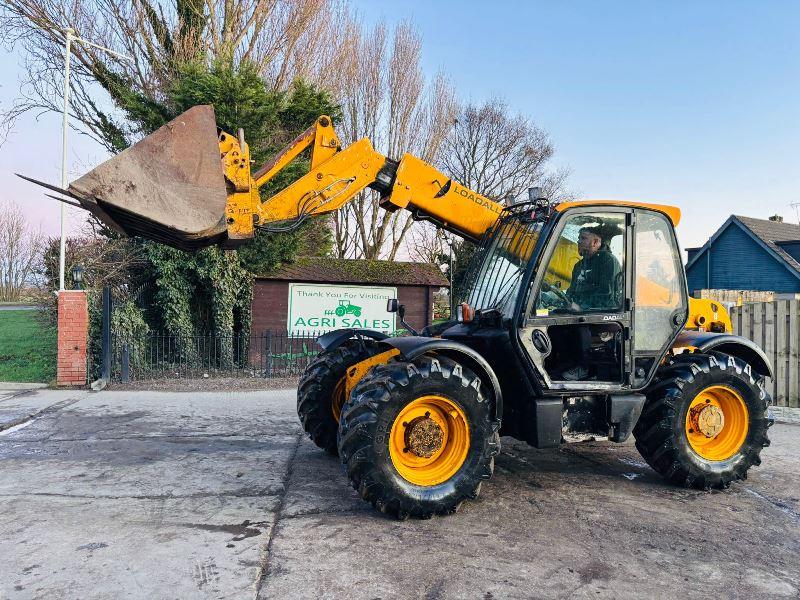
left=734, top=216, right=800, bottom=273
left=255, top=256, right=449, bottom=286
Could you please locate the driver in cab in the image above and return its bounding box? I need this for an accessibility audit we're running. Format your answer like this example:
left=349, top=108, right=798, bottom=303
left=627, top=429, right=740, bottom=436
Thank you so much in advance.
left=566, top=227, right=621, bottom=311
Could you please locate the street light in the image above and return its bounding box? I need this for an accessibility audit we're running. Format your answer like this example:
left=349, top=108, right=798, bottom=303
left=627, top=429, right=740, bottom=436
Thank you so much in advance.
left=58, top=28, right=133, bottom=291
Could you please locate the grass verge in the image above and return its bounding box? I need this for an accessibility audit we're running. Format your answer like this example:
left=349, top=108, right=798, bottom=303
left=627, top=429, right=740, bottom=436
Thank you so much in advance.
left=0, top=310, right=56, bottom=382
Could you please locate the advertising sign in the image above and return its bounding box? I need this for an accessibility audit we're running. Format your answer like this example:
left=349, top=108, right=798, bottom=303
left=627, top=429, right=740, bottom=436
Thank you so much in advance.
left=288, top=283, right=397, bottom=335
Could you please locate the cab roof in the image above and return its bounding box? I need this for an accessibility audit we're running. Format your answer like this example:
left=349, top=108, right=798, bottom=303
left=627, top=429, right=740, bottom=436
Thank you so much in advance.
left=555, top=200, right=681, bottom=226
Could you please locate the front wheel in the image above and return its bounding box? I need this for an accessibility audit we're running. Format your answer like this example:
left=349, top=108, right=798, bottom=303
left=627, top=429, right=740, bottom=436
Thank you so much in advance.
left=634, top=351, right=771, bottom=489
left=338, top=355, right=500, bottom=519
left=297, top=339, right=380, bottom=455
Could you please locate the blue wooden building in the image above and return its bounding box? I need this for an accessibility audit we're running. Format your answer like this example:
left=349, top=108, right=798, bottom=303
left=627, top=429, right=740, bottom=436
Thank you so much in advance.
left=685, top=215, right=800, bottom=296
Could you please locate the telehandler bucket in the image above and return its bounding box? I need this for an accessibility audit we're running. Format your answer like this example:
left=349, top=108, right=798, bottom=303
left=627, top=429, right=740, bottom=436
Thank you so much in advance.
left=23, top=105, right=229, bottom=250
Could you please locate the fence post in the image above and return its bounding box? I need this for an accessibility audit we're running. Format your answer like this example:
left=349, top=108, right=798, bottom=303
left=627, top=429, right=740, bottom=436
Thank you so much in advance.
left=121, top=343, right=130, bottom=383
left=266, top=330, right=273, bottom=378
left=791, top=301, right=799, bottom=408
left=765, top=302, right=776, bottom=401
left=775, top=301, right=788, bottom=406
left=91, top=286, right=112, bottom=390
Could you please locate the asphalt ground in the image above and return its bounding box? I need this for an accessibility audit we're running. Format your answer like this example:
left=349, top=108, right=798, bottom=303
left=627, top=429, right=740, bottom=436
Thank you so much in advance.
left=0, top=388, right=798, bottom=599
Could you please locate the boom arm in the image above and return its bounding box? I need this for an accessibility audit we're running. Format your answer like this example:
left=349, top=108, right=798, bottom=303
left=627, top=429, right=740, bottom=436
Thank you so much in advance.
left=221, top=115, right=504, bottom=245
left=20, top=106, right=503, bottom=251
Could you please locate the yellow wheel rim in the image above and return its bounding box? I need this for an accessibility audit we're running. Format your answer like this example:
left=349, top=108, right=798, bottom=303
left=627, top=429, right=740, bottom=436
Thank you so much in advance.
left=685, top=385, right=749, bottom=461
left=331, top=377, right=346, bottom=422
left=389, top=395, right=470, bottom=486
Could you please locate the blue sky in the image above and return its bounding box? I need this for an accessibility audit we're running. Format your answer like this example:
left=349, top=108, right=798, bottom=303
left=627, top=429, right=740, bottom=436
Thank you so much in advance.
left=352, top=0, right=800, bottom=250
left=1, top=1, right=798, bottom=253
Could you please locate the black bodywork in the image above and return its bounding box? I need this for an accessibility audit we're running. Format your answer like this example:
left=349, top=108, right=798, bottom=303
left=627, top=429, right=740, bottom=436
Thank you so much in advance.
left=321, top=201, right=772, bottom=448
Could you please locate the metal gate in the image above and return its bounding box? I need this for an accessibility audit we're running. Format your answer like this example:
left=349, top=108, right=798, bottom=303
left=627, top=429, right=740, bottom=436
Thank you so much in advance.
left=99, top=285, right=323, bottom=383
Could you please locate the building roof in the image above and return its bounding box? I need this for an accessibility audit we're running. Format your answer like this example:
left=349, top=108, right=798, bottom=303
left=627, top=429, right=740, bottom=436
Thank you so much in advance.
left=686, top=215, right=800, bottom=281
left=255, top=256, right=449, bottom=287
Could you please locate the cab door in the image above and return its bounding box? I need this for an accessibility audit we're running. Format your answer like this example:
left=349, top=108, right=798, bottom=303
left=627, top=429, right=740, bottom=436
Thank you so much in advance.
left=629, top=209, right=688, bottom=388
left=519, top=207, right=633, bottom=392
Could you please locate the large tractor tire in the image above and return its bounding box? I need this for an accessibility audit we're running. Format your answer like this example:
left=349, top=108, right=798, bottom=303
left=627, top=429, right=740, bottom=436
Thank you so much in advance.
left=297, top=339, right=381, bottom=455
left=338, top=354, right=500, bottom=519
left=634, top=351, right=772, bottom=489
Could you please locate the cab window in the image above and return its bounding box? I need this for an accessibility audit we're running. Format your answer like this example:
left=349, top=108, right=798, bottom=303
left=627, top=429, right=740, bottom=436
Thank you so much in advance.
left=634, top=211, right=686, bottom=351
left=534, top=212, right=626, bottom=314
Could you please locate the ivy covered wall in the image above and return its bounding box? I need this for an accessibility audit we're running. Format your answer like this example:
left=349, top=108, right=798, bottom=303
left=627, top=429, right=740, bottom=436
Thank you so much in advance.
left=85, top=60, right=339, bottom=364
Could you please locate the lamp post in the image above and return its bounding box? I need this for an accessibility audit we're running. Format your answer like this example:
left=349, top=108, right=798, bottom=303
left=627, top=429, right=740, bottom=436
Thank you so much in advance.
left=58, top=28, right=133, bottom=291
left=71, top=264, right=84, bottom=290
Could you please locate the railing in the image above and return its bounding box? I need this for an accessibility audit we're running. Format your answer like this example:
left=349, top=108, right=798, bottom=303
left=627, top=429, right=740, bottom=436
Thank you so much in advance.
left=730, top=300, right=800, bottom=407
left=110, top=330, right=328, bottom=381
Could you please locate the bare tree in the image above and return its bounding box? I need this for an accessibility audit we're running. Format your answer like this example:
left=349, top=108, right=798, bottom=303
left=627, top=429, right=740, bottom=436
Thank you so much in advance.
left=0, top=0, right=355, bottom=148
left=429, top=98, right=573, bottom=301
left=40, top=232, right=146, bottom=293
left=331, top=21, right=457, bottom=260
left=440, top=97, right=570, bottom=204
left=32, top=231, right=148, bottom=326
left=406, top=222, right=447, bottom=265
left=0, top=199, right=45, bottom=301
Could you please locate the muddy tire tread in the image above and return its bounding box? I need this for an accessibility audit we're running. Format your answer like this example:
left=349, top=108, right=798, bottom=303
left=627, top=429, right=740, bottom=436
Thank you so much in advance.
left=634, top=351, right=771, bottom=490
left=338, top=355, right=500, bottom=519
left=297, top=339, right=380, bottom=455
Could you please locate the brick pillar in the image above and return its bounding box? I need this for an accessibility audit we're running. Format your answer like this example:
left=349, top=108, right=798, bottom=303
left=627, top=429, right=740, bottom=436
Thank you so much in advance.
left=57, top=290, right=89, bottom=386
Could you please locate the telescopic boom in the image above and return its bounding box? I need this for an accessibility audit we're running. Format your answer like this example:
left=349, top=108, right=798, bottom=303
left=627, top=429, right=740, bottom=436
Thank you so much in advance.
left=22, top=105, right=504, bottom=250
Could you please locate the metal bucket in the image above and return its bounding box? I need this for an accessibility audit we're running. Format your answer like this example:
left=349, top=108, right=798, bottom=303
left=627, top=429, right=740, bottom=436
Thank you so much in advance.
left=32, top=105, right=230, bottom=250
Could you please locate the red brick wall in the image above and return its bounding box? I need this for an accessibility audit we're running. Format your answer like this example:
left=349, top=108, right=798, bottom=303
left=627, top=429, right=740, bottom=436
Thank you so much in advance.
left=251, top=281, right=436, bottom=334
left=251, top=281, right=290, bottom=333
left=395, top=285, right=432, bottom=332
left=57, top=291, right=88, bottom=386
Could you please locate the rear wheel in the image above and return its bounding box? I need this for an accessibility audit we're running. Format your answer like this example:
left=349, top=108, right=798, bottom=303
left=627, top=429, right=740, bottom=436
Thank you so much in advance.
left=297, top=339, right=380, bottom=455
left=338, top=355, right=500, bottom=519
left=634, top=351, right=771, bottom=489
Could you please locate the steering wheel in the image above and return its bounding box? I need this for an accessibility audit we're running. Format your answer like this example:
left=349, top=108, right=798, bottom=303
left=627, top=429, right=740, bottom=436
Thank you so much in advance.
left=541, top=281, right=570, bottom=305
left=540, top=281, right=581, bottom=313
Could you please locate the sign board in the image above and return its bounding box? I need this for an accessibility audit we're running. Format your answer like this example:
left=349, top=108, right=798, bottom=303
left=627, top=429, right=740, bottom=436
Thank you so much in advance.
left=288, top=283, right=396, bottom=335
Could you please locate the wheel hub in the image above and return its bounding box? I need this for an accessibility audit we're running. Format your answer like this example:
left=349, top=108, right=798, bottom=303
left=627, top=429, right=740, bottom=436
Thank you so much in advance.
left=405, top=416, right=444, bottom=458
left=389, top=395, right=470, bottom=486
left=690, top=403, right=725, bottom=438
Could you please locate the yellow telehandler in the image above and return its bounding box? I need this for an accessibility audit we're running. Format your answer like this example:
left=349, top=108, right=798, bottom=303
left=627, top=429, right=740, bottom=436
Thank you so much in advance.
left=24, top=105, right=773, bottom=519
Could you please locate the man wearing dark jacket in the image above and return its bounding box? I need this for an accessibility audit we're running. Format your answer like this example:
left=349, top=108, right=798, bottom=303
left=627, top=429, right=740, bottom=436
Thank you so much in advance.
left=562, top=226, right=622, bottom=380
left=567, top=227, right=621, bottom=311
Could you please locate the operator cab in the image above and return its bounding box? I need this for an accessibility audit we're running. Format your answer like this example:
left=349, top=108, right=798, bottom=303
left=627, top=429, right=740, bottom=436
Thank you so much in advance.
left=521, top=204, right=688, bottom=392
left=449, top=201, right=688, bottom=395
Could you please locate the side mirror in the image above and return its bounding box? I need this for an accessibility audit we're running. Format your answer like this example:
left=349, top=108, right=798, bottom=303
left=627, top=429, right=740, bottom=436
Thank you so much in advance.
left=388, top=298, right=416, bottom=335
